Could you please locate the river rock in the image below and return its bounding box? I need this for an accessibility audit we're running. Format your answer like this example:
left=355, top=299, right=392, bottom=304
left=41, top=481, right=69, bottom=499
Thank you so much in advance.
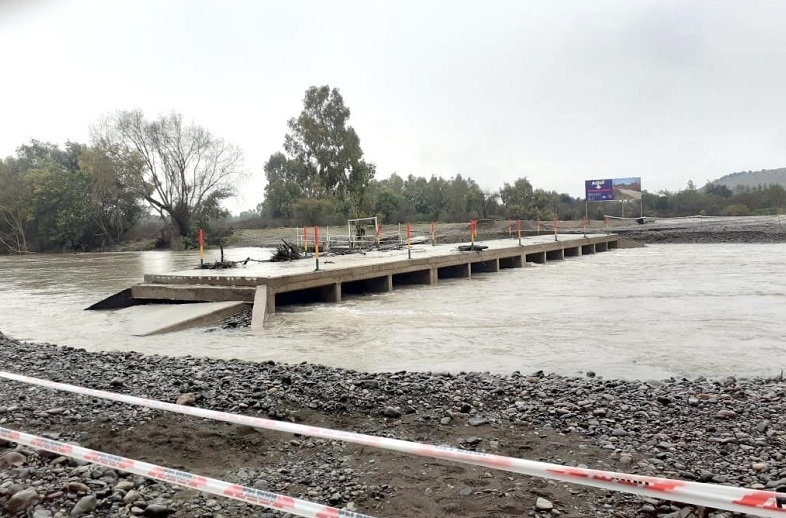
left=382, top=406, right=401, bottom=418
left=67, top=481, right=90, bottom=493
left=115, top=480, right=135, bottom=491
left=6, top=326, right=786, bottom=518
left=5, top=483, right=25, bottom=496
left=176, top=392, right=196, bottom=406
left=123, top=489, right=142, bottom=503
left=143, top=503, right=174, bottom=517
left=6, top=489, right=39, bottom=513
left=535, top=497, right=553, bottom=510
left=70, top=494, right=97, bottom=516
left=0, top=450, right=26, bottom=466
left=715, top=409, right=737, bottom=419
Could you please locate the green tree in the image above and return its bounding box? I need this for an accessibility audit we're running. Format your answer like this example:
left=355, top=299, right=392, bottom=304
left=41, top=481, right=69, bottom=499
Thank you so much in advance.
left=260, top=151, right=305, bottom=221
left=282, top=85, right=376, bottom=217
left=292, top=198, right=342, bottom=226
left=2, top=141, right=94, bottom=251
left=443, top=175, right=479, bottom=221
left=78, top=146, right=143, bottom=246
left=424, top=176, right=447, bottom=220
left=674, top=181, right=704, bottom=215
left=26, top=162, right=93, bottom=249
left=373, top=189, right=403, bottom=223
left=1, top=140, right=143, bottom=253
left=262, top=180, right=303, bottom=221
left=500, top=178, right=533, bottom=217
left=705, top=183, right=733, bottom=198
left=478, top=189, right=500, bottom=219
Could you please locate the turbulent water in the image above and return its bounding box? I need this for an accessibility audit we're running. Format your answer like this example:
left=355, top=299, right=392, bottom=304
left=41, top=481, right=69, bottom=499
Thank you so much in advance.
left=0, top=244, right=784, bottom=380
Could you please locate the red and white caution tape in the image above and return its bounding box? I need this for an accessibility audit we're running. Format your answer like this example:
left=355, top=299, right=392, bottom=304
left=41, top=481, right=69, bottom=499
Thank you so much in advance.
left=2, top=370, right=785, bottom=517
left=0, top=426, right=374, bottom=518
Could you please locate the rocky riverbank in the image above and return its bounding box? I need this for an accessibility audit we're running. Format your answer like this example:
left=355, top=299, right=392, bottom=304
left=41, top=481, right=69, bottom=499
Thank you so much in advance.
left=1, top=331, right=785, bottom=517
left=611, top=215, right=786, bottom=244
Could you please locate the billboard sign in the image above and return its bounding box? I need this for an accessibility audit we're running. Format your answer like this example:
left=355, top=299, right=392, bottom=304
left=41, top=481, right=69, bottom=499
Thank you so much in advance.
left=585, top=179, right=613, bottom=201
left=611, top=177, right=642, bottom=200
left=585, top=177, right=642, bottom=201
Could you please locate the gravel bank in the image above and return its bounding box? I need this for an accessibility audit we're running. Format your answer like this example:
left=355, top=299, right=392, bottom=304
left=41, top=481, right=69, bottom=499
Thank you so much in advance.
left=611, top=215, right=786, bottom=244
left=2, top=331, right=785, bottom=517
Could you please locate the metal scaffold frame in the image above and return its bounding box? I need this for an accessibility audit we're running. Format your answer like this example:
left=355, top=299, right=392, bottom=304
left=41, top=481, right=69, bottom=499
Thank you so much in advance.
left=347, top=216, right=378, bottom=249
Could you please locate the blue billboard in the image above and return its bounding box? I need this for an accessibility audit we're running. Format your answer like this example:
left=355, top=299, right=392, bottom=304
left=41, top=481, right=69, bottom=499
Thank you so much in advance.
left=585, top=179, right=613, bottom=201
left=585, top=177, right=642, bottom=201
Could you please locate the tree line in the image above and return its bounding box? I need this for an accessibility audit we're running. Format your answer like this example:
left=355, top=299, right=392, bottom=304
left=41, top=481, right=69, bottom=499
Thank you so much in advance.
left=254, top=85, right=786, bottom=227
left=0, top=141, right=142, bottom=253
left=0, top=112, right=244, bottom=254
left=254, top=170, right=786, bottom=229
left=3, top=84, right=786, bottom=254
left=256, top=86, right=582, bottom=226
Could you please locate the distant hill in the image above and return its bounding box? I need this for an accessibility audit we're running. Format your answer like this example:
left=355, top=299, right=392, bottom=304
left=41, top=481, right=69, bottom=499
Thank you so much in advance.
left=713, top=168, right=786, bottom=190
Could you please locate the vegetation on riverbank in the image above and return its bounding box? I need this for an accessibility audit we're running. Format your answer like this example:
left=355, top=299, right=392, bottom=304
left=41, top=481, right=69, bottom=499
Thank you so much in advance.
left=3, top=84, right=786, bottom=254
left=0, top=111, right=244, bottom=254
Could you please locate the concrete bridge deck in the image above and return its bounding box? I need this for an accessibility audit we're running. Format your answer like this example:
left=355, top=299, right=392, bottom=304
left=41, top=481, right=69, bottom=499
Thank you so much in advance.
left=121, top=233, right=618, bottom=326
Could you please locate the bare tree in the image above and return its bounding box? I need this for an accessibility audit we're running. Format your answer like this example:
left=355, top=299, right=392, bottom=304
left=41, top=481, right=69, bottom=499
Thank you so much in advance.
left=0, top=161, right=30, bottom=253
left=94, top=110, right=244, bottom=238
left=478, top=189, right=500, bottom=219
left=0, top=204, right=28, bottom=253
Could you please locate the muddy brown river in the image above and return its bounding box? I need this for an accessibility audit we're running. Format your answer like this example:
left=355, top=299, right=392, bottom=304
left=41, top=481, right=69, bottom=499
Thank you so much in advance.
left=1, top=243, right=784, bottom=380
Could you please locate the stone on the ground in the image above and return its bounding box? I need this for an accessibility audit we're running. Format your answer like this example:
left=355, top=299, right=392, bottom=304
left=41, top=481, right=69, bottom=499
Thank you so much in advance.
left=535, top=497, right=553, bottom=510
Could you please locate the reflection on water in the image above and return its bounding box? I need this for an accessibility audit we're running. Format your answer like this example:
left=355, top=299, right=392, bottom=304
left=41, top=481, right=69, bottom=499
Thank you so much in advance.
left=1, top=244, right=785, bottom=380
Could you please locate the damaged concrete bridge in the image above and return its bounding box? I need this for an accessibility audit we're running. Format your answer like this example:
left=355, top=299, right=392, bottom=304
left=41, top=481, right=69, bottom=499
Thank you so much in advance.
left=88, top=233, right=619, bottom=334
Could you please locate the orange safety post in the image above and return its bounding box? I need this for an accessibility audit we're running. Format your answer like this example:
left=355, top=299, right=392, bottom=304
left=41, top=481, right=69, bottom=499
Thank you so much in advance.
left=517, top=218, right=522, bottom=246
left=314, top=226, right=320, bottom=271
left=582, top=216, right=587, bottom=237
left=604, top=215, right=609, bottom=234
left=431, top=221, right=436, bottom=246
left=536, top=217, right=541, bottom=235
left=508, top=219, right=512, bottom=236
left=198, top=229, right=205, bottom=268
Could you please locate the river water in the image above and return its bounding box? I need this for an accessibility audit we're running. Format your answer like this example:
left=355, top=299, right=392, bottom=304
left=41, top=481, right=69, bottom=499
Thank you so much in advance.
left=0, top=244, right=784, bottom=380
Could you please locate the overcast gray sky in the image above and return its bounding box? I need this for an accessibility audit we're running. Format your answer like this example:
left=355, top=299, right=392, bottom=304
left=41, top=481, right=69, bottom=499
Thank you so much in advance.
left=2, top=0, right=785, bottom=212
